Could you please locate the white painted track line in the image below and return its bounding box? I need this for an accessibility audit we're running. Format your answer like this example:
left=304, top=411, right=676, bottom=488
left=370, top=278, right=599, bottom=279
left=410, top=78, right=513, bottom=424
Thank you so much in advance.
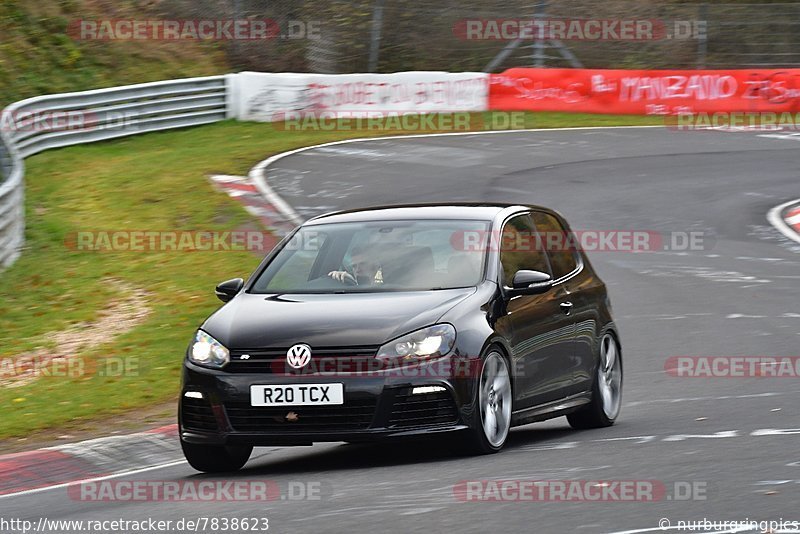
left=767, top=198, right=800, bottom=244
left=247, top=125, right=664, bottom=227
left=0, top=459, right=187, bottom=500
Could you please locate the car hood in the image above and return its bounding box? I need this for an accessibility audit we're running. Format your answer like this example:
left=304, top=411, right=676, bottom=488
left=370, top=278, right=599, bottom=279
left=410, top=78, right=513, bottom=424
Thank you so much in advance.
left=202, top=288, right=476, bottom=349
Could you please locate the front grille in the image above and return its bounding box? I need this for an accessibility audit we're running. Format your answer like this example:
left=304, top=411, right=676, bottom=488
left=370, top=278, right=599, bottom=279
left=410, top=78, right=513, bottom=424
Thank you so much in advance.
left=226, top=346, right=379, bottom=374
left=181, top=396, right=218, bottom=432
left=225, top=396, right=377, bottom=432
left=389, top=389, right=459, bottom=428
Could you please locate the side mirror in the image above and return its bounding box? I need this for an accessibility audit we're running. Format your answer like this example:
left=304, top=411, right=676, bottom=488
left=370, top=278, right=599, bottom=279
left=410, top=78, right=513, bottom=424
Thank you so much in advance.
left=507, top=270, right=553, bottom=297
left=215, top=278, right=244, bottom=303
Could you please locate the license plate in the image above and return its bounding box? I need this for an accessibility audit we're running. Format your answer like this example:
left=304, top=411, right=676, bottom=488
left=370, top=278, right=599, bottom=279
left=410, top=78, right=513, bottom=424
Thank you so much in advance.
left=250, top=384, right=344, bottom=406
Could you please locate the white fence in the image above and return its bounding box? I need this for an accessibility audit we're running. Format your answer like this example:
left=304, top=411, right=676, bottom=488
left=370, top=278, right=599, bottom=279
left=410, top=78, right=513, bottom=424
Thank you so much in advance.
left=233, top=71, right=488, bottom=121
left=0, top=71, right=489, bottom=270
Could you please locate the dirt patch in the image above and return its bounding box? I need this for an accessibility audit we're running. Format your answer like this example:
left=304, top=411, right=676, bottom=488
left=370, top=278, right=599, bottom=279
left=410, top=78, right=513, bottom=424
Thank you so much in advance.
left=2, top=278, right=151, bottom=388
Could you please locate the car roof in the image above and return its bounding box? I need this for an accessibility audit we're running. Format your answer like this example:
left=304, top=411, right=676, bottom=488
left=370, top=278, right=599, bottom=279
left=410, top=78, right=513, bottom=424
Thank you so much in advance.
left=304, top=203, right=550, bottom=225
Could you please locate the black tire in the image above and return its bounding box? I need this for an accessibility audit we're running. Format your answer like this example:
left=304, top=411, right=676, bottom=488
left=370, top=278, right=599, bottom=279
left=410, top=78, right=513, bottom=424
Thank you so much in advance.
left=181, top=441, right=253, bottom=473
left=567, top=332, right=622, bottom=430
left=464, top=350, right=513, bottom=454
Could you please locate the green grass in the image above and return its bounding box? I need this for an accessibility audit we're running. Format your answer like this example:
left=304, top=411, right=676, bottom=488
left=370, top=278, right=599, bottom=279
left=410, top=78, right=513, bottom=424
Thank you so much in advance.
left=0, top=112, right=662, bottom=439
left=0, top=1, right=227, bottom=105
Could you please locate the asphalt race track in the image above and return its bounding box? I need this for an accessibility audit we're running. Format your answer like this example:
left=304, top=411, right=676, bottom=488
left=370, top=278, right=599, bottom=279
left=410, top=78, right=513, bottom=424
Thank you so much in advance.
left=5, top=127, right=800, bottom=533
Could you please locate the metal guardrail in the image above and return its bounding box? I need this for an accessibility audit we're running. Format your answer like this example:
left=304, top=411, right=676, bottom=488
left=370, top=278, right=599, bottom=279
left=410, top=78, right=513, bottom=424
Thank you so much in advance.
left=0, top=128, right=24, bottom=268
left=0, top=75, right=231, bottom=270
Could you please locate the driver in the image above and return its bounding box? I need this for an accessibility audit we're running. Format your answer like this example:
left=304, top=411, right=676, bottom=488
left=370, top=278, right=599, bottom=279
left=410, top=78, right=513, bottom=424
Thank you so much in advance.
left=328, top=245, right=383, bottom=286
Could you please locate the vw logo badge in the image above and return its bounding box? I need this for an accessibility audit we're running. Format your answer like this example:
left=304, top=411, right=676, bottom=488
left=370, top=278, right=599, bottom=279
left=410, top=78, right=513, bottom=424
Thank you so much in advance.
left=286, top=344, right=312, bottom=369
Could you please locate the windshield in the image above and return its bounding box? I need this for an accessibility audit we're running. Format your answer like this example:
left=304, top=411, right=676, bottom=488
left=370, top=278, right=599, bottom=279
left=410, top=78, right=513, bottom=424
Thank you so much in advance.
left=250, top=219, right=490, bottom=293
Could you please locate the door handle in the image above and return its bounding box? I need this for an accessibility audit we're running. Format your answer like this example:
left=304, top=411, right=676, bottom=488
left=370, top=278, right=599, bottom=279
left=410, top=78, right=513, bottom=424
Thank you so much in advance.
left=560, top=301, right=574, bottom=315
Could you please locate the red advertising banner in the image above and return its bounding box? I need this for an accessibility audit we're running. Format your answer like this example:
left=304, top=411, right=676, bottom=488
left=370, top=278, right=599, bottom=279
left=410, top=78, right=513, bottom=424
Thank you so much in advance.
left=489, top=68, right=800, bottom=115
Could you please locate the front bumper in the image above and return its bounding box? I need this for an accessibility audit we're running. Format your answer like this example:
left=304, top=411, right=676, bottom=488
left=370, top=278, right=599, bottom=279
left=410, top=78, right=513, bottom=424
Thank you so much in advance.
left=179, top=358, right=475, bottom=446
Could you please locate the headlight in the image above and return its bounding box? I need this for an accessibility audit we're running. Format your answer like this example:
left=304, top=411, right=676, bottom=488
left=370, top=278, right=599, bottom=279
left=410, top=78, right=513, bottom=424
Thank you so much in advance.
left=189, top=330, right=229, bottom=368
left=376, top=324, right=456, bottom=364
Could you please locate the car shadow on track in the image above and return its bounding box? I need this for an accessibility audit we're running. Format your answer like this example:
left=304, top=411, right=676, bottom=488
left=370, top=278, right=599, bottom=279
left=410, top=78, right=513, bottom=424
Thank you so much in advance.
left=187, top=425, right=579, bottom=478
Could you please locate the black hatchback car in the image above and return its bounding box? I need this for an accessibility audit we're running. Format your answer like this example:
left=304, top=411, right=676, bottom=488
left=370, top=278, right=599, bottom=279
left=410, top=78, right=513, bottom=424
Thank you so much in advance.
left=180, top=204, right=622, bottom=472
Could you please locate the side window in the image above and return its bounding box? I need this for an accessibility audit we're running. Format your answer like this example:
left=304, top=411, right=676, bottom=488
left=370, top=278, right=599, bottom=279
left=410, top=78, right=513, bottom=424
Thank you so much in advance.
left=531, top=211, right=579, bottom=279
left=499, top=213, right=551, bottom=286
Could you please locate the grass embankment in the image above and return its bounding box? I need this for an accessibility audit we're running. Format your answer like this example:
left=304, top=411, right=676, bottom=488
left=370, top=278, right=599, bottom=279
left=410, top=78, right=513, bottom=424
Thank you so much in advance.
left=0, top=112, right=662, bottom=440
left=0, top=1, right=227, bottom=105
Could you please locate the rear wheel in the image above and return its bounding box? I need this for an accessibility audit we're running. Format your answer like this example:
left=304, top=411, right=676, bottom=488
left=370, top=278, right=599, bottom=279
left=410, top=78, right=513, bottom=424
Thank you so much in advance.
left=465, top=350, right=512, bottom=454
left=181, top=441, right=252, bottom=473
left=567, top=333, right=622, bottom=429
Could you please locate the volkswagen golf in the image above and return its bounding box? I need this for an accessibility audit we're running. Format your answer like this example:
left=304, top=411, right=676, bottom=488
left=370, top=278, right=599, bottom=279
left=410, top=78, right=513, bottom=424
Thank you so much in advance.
left=179, top=204, right=623, bottom=472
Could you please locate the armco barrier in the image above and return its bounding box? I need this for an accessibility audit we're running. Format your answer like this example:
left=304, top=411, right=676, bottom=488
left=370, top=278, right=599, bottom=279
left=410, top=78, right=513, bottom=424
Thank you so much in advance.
left=5, top=67, right=796, bottom=271
left=0, top=75, right=232, bottom=269
left=0, top=128, right=24, bottom=268
left=4, top=75, right=231, bottom=159
left=0, top=71, right=488, bottom=271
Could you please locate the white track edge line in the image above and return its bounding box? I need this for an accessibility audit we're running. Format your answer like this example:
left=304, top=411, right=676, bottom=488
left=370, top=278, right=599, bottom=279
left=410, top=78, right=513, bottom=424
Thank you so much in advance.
left=767, top=198, right=800, bottom=245
left=609, top=528, right=760, bottom=534
left=0, top=459, right=188, bottom=500
left=248, top=125, right=664, bottom=227
left=0, top=125, right=672, bottom=501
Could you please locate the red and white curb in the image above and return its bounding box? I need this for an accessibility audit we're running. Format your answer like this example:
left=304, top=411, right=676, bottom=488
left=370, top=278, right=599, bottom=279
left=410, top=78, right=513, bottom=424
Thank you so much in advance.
left=0, top=175, right=292, bottom=499
left=785, top=206, right=800, bottom=233
left=0, top=424, right=181, bottom=498
left=0, top=174, right=300, bottom=499
left=7, top=126, right=784, bottom=498
left=209, top=174, right=296, bottom=237
left=768, top=198, right=800, bottom=245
